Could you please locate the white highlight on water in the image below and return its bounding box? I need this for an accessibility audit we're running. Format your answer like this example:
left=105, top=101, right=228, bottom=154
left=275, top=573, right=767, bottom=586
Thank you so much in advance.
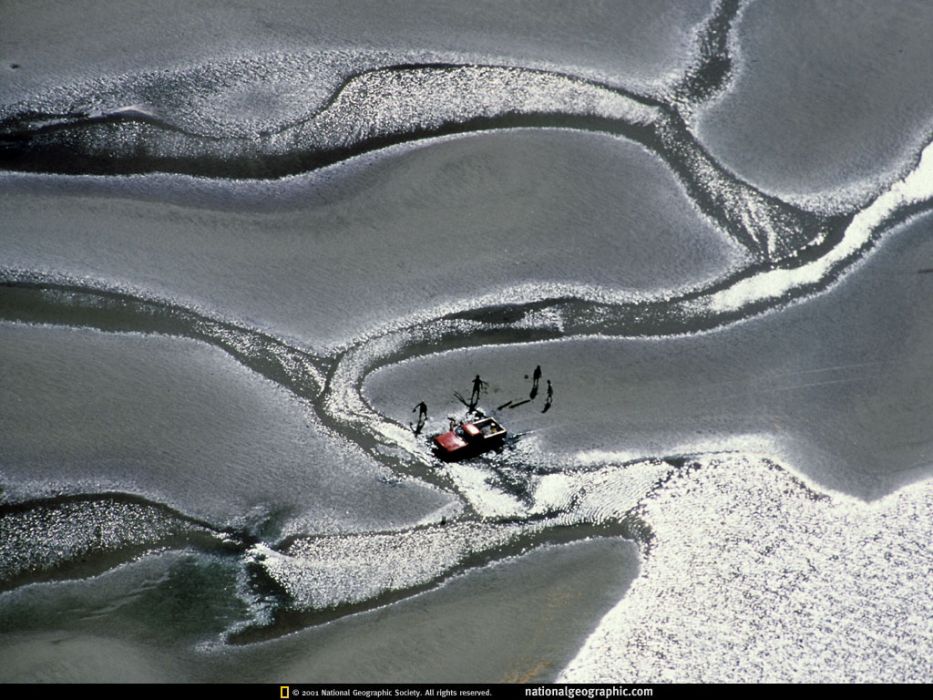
left=560, top=455, right=933, bottom=682
left=703, top=140, right=933, bottom=314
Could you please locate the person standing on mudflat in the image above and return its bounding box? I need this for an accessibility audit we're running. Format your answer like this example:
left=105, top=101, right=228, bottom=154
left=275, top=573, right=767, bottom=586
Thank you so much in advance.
left=469, top=374, right=488, bottom=409
left=542, top=380, right=554, bottom=413
left=411, top=401, right=428, bottom=434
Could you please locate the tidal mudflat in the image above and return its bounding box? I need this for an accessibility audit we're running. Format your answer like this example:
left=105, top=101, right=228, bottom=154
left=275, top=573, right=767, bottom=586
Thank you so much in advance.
left=1, top=0, right=931, bottom=683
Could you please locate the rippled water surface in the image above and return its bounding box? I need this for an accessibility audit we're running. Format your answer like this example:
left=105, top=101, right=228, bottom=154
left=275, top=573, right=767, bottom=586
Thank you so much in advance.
left=1, top=0, right=931, bottom=683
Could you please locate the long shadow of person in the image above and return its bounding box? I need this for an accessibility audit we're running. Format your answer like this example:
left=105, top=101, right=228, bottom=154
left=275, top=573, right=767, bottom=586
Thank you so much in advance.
left=411, top=401, right=428, bottom=434
left=542, top=380, right=553, bottom=413
left=530, top=365, right=541, bottom=399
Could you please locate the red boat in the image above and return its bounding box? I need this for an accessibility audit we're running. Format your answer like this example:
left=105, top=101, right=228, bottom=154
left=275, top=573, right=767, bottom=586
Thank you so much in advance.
left=433, top=417, right=507, bottom=461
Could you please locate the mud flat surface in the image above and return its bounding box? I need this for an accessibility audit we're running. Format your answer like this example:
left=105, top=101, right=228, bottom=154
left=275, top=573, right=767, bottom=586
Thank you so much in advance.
left=1, top=0, right=931, bottom=683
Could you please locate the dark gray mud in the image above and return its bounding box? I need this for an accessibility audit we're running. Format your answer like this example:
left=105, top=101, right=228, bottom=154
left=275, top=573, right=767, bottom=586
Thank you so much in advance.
left=698, top=0, right=933, bottom=206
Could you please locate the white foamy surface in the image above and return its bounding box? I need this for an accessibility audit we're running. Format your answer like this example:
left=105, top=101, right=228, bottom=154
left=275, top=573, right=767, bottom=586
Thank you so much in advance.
left=703, top=139, right=933, bottom=314
left=560, top=456, right=933, bottom=682
left=252, top=521, right=535, bottom=611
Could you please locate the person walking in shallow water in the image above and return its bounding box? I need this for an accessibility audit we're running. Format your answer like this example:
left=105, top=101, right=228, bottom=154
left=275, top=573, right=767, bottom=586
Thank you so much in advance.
left=542, top=380, right=554, bottom=413
left=411, top=401, right=428, bottom=434
left=530, top=364, right=542, bottom=399
left=469, top=374, right=488, bottom=410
